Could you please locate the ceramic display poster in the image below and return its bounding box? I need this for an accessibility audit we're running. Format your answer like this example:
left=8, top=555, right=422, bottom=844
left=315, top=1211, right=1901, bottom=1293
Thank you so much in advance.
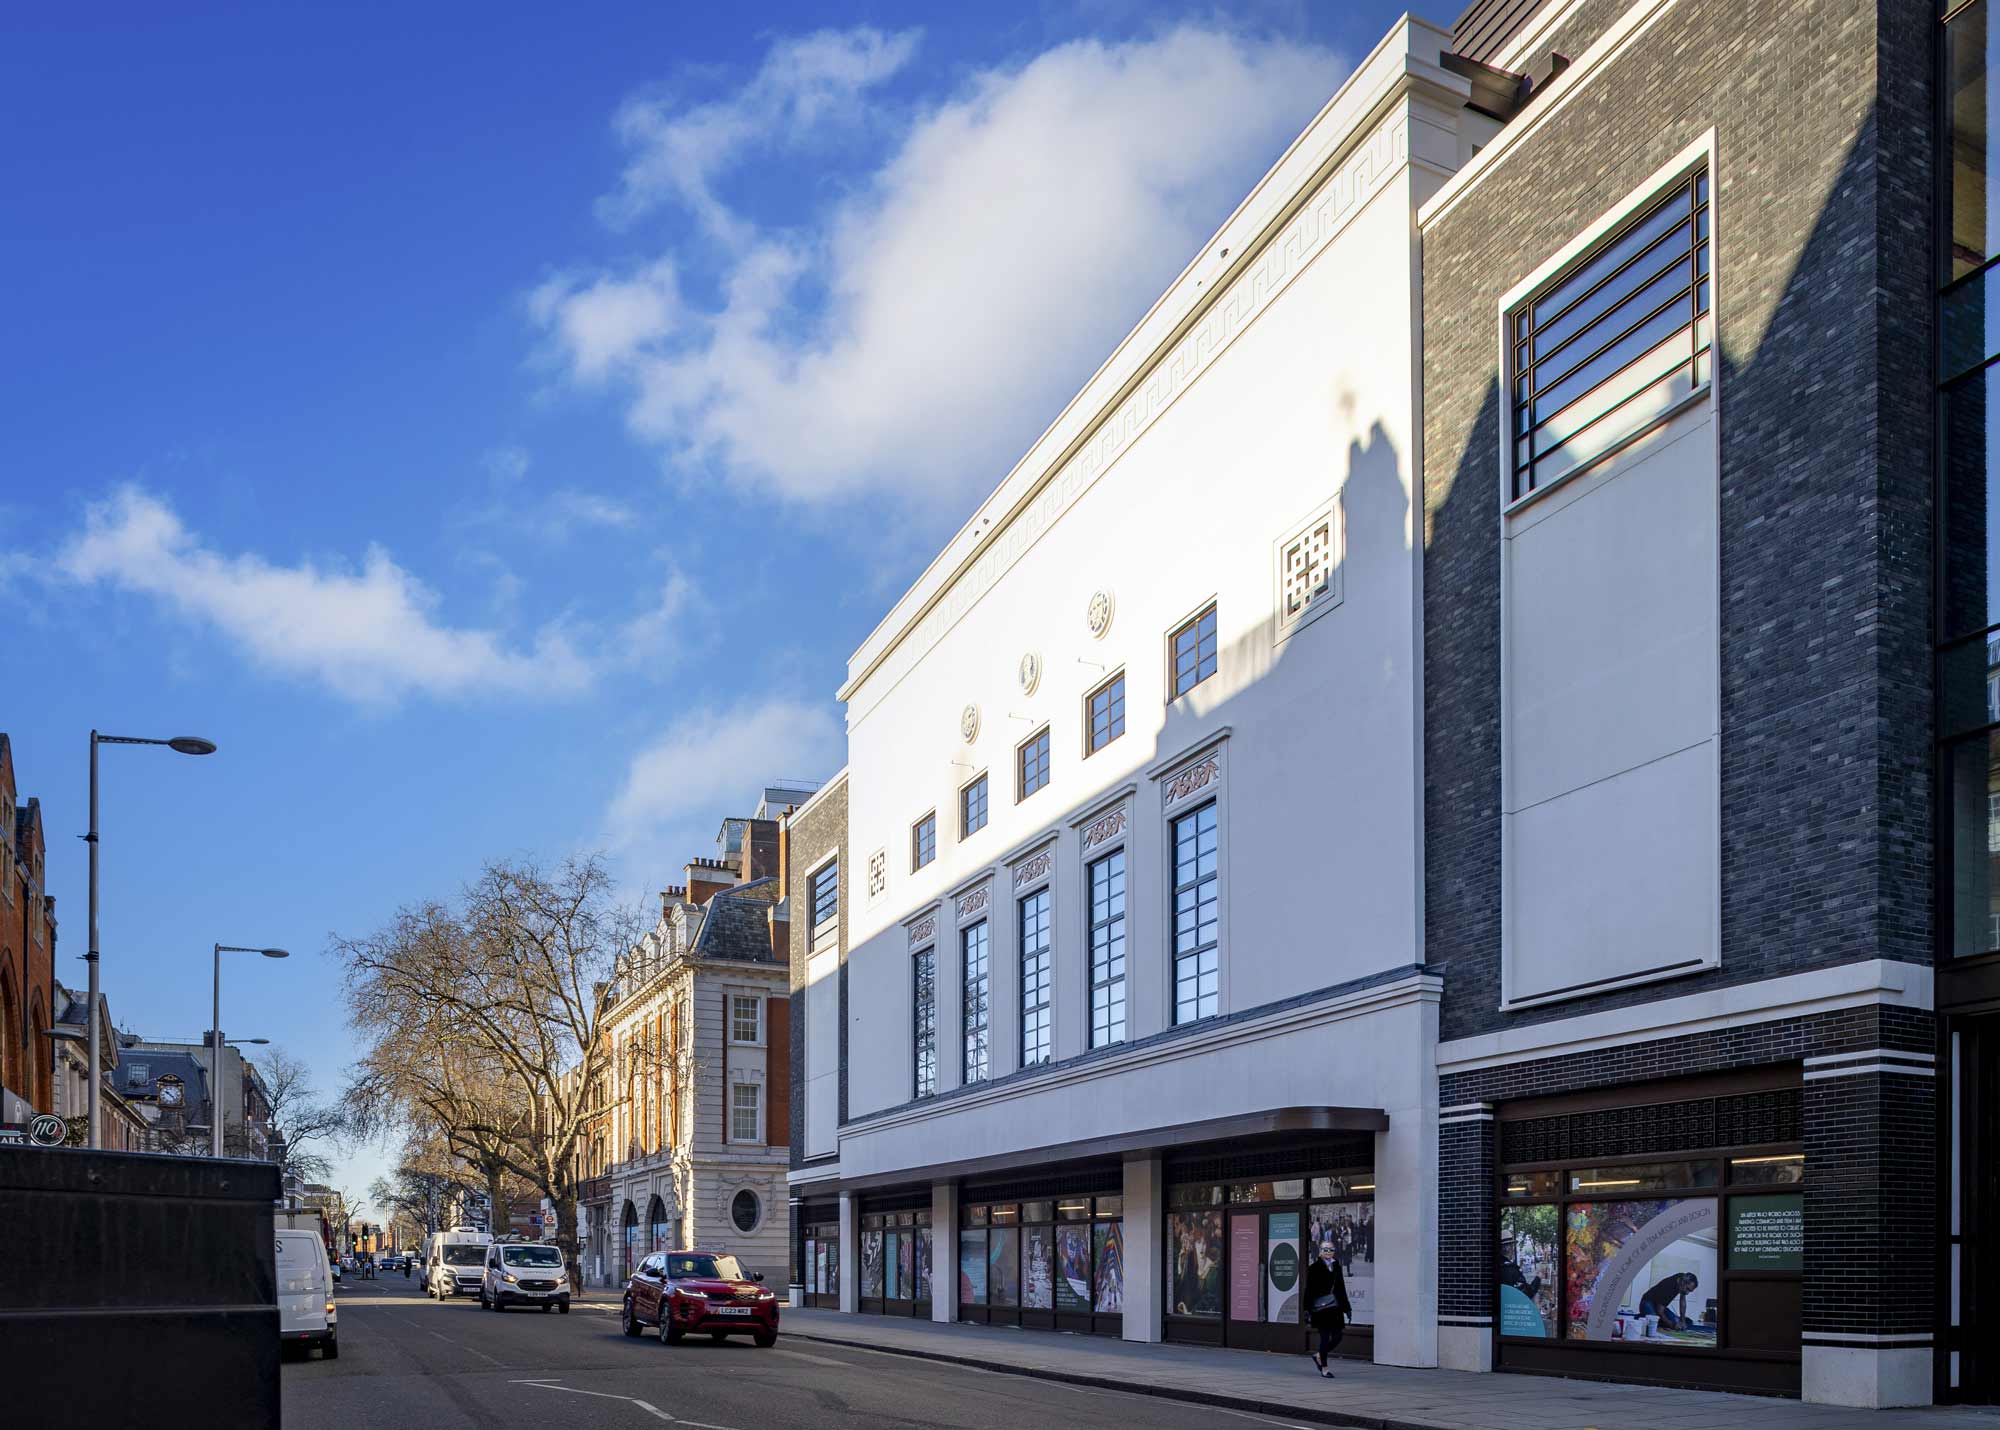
left=1308, top=1201, right=1375, bottom=1325
left=862, top=1230, right=885, bottom=1299
left=1168, top=1211, right=1222, bottom=1317
left=896, top=1231, right=914, bottom=1298
left=1266, top=1212, right=1301, bottom=1323
left=1566, top=1198, right=1718, bottom=1347
left=805, top=1239, right=818, bottom=1295
left=1093, top=1221, right=1124, bottom=1313
left=884, top=1231, right=902, bottom=1300
left=1023, top=1226, right=1054, bottom=1310
left=1497, top=1203, right=1559, bottom=1337
left=1228, top=1213, right=1261, bottom=1321
left=1055, top=1224, right=1090, bottom=1312
left=1728, top=1194, right=1803, bottom=1271
left=989, top=1228, right=1021, bottom=1307
left=914, top=1228, right=933, bottom=1302
left=959, top=1229, right=988, bottom=1305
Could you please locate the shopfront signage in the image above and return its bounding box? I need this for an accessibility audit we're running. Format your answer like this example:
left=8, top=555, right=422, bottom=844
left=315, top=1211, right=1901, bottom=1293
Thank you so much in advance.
left=1266, top=1212, right=1301, bottom=1322
left=1228, top=1215, right=1260, bottom=1320
left=1728, top=1193, right=1803, bottom=1271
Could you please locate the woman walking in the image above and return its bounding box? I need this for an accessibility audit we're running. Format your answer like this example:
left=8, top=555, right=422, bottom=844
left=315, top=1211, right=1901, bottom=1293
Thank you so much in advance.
left=1304, top=1239, right=1352, bottom=1378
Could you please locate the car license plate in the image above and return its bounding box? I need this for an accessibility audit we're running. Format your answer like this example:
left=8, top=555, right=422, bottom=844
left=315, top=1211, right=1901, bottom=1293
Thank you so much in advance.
left=713, top=1306, right=752, bottom=1316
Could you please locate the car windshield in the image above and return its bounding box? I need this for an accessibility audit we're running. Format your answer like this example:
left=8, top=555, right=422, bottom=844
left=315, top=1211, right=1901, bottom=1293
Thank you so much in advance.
left=502, top=1246, right=562, bottom=1267
left=442, top=1246, right=485, bottom=1265
left=667, top=1254, right=745, bottom=1281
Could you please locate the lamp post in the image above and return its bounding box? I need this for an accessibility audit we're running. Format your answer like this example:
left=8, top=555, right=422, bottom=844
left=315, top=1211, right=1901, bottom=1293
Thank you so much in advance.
left=87, top=731, right=215, bottom=1149
left=211, top=944, right=288, bottom=1156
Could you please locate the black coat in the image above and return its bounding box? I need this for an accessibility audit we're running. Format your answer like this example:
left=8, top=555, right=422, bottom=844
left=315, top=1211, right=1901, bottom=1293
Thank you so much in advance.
left=1303, top=1255, right=1352, bottom=1331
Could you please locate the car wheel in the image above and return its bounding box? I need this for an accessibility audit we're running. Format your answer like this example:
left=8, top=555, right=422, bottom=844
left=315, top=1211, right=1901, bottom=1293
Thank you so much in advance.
left=622, top=1299, right=640, bottom=1337
left=540, top=1303, right=552, bottom=1313
left=754, top=1331, right=776, bottom=1348
left=559, top=1303, right=571, bottom=1315
left=322, top=1336, right=340, bottom=1361
left=709, top=1332, right=727, bottom=1344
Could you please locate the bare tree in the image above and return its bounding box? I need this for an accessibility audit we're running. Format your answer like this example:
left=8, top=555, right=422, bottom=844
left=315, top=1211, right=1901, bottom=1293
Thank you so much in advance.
left=256, top=1046, right=344, bottom=1183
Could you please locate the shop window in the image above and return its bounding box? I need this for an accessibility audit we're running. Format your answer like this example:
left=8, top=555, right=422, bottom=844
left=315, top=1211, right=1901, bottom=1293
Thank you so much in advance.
left=959, top=1197, right=1123, bottom=1319
left=1566, top=1160, right=1719, bottom=1194
left=1167, top=1208, right=1225, bottom=1317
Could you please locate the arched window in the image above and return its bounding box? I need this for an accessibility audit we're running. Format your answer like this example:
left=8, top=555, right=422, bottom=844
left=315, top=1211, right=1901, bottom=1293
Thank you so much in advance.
left=648, top=1195, right=669, bottom=1253
left=621, top=1201, right=639, bottom=1280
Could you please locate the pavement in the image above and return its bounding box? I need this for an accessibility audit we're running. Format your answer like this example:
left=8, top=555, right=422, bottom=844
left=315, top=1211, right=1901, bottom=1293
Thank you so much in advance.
left=290, top=1278, right=2000, bottom=1429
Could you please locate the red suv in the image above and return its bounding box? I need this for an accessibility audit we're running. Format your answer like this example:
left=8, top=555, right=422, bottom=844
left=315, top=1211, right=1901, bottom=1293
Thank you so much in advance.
left=622, top=1250, right=779, bottom=1347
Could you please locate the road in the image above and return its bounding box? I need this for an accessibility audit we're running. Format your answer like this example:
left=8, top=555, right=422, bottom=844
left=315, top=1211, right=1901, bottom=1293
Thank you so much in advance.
left=287, top=1276, right=1312, bottom=1430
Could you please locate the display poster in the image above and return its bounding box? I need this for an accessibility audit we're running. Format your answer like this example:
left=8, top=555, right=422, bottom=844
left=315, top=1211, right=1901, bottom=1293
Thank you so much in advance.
left=826, top=1241, right=838, bottom=1297
left=989, top=1228, right=1021, bottom=1307
left=1728, top=1194, right=1803, bottom=1272
left=1308, top=1201, right=1375, bottom=1326
left=1093, top=1221, right=1125, bottom=1313
left=913, top=1228, right=933, bottom=1303
left=1497, top=1204, right=1558, bottom=1337
left=1169, top=1211, right=1223, bottom=1317
left=959, top=1229, right=988, bottom=1305
left=899, top=1230, right=915, bottom=1300
left=884, top=1231, right=902, bottom=1300
left=1228, top=1214, right=1261, bottom=1321
left=1055, top=1225, right=1090, bottom=1312
left=1567, top=1198, right=1718, bottom=1347
left=1024, top=1226, right=1054, bottom=1310
left=805, top=1239, right=818, bottom=1295
left=1266, top=1212, right=1301, bottom=1323
left=862, top=1230, right=885, bottom=1299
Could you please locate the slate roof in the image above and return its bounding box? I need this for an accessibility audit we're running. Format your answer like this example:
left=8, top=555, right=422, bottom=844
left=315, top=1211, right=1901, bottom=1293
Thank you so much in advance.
left=689, top=876, right=781, bottom=963
left=113, top=1046, right=211, bottom=1108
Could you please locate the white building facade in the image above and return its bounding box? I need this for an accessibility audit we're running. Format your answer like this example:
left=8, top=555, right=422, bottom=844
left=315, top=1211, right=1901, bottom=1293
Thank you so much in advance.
left=790, top=19, right=1495, bottom=1364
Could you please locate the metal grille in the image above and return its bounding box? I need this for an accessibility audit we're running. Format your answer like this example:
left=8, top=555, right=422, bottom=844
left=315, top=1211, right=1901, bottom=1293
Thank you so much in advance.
left=1500, top=1087, right=1802, bottom=1165
left=963, top=1166, right=1124, bottom=1203
left=1165, top=1133, right=1373, bottom=1185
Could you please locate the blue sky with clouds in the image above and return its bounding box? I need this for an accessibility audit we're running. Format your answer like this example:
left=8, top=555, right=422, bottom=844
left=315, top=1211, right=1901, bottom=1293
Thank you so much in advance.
left=6, top=0, right=1415, bottom=1208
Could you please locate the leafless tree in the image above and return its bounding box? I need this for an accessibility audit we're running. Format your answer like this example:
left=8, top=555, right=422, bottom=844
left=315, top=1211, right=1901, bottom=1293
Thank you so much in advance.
left=256, top=1045, right=345, bottom=1184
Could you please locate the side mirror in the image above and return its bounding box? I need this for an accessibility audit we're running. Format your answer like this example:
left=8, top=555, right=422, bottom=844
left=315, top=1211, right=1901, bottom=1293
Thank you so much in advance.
left=752, top=1271, right=765, bottom=1283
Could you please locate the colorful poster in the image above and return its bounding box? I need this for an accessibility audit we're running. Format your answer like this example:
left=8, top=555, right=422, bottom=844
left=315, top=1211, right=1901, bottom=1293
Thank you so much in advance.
left=1093, top=1221, right=1124, bottom=1313
left=861, top=1230, right=885, bottom=1299
left=1168, top=1211, right=1222, bottom=1317
left=1308, top=1201, right=1375, bottom=1325
left=1498, top=1204, right=1558, bottom=1337
left=989, top=1227, right=1021, bottom=1307
left=1728, top=1194, right=1803, bottom=1271
left=1567, top=1198, right=1718, bottom=1347
left=1023, top=1226, right=1054, bottom=1310
left=805, top=1238, right=818, bottom=1295
left=884, top=1231, right=902, bottom=1300
left=959, top=1229, right=988, bottom=1305
left=1228, top=1214, right=1261, bottom=1321
left=1266, top=1212, right=1301, bottom=1323
left=827, top=1241, right=838, bottom=1296
left=1055, top=1225, right=1090, bottom=1312
left=914, top=1228, right=933, bottom=1302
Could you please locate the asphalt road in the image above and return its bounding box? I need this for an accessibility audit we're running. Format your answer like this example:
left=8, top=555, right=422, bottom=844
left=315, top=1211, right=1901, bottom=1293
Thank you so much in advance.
left=286, top=1277, right=1311, bottom=1430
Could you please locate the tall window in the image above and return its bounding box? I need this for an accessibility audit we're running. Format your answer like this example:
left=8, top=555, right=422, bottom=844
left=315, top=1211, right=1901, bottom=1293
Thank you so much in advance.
left=1018, top=728, right=1051, bottom=801
left=1170, top=604, right=1218, bottom=697
left=1171, top=802, right=1220, bottom=1023
left=1088, top=849, right=1127, bottom=1047
left=730, top=1080, right=761, bottom=1143
left=1086, top=673, right=1125, bottom=755
left=961, top=920, right=990, bottom=1084
left=1509, top=168, right=1712, bottom=501
left=961, top=773, right=989, bottom=838
left=811, top=860, right=840, bottom=929
left=730, top=995, right=760, bottom=1044
left=912, top=811, right=937, bottom=871
left=1019, top=888, right=1051, bottom=1066
left=913, top=946, right=937, bottom=1098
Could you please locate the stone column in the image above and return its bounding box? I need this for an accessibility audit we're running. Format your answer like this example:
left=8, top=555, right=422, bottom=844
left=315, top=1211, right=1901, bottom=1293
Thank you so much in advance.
left=1436, top=1101, right=1496, bottom=1371
left=1120, top=1153, right=1162, bottom=1343
left=838, top=1191, right=860, bottom=1314
left=788, top=1192, right=805, bottom=1308
left=931, top=1180, right=959, bottom=1323
left=1371, top=996, right=1440, bottom=1368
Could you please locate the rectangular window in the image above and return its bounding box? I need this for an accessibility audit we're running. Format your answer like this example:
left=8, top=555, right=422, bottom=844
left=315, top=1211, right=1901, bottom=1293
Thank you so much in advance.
left=912, top=811, right=937, bottom=871
left=1171, top=802, right=1220, bottom=1024
left=1509, top=169, right=1712, bottom=501
left=1088, top=850, right=1127, bottom=1047
left=1170, top=604, right=1219, bottom=697
left=811, top=860, right=840, bottom=928
left=913, top=947, right=937, bottom=1098
left=1017, top=727, right=1051, bottom=801
left=962, top=920, right=990, bottom=1084
left=1086, top=673, right=1126, bottom=755
left=730, top=995, right=760, bottom=1045
left=730, top=1080, right=761, bottom=1143
left=1019, top=888, right=1051, bottom=1066
left=961, top=773, right=989, bottom=838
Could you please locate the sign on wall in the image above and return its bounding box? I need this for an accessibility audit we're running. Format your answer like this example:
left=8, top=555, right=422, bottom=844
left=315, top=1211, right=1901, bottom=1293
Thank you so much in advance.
left=1266, top=1212, right=1301, bottom=1323
left=1728, top=1194, right=1803, bottom=1272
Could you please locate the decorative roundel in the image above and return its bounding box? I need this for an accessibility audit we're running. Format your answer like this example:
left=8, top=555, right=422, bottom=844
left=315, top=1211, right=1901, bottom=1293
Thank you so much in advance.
left=960, top=703, right=981, bottom=744
left=1087, top=588, right=1115, bottom=639
left=1017, top=651, right=1041, bottom=696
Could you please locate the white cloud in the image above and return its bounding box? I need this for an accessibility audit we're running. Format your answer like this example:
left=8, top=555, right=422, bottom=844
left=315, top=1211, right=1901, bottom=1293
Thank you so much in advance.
left=618, top=560, right=694, bottom=661
left=55, top=486, right=592, bottom=704
left=534, top=25, right=1339, bottom=510
left=481, top=443, right=532, bottom=485
left=606, top=698, right=842, bottom=858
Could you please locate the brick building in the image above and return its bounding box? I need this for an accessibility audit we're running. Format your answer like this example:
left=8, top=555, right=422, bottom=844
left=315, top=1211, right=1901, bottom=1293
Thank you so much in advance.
left=1, top=733, right=57, bottom=1123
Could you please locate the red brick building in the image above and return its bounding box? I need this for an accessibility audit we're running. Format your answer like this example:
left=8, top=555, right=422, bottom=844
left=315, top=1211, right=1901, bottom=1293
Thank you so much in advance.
left=0, top=734, right=57, bottom=1121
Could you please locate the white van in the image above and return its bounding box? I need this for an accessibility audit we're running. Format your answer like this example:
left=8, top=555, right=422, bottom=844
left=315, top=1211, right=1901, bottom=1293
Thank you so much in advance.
left=276, top=1228, right=338, bottom=1359
left=426, top=1226, right=492, bottom=1299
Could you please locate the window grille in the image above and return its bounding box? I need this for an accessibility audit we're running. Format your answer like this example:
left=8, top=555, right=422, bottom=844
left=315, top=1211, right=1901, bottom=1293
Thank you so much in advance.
left=961, top=774, right=989, bottom=838
left=1086, top=673, right=1125, bottom=755
left=730, top=1081, right=761, bottom=1143
left=1017, top=728, right=1050, bottom=801
left=868, top=849, right=887, bottom=898
left=1088, top=849, right=1127, bottom=1047
left=1171, top=605, right=1219, bottom=697
left=912, top=947, right=937, bottom=1098
left=811, top=860, right=840, bottom=928
left=912, top=811, right=936, bottom=870
left=962, top=920, right=990, bottom=1084
left=1171, top=801, right=1220, bottom=1023
left=1019, top=889, right=1051, bottom=1066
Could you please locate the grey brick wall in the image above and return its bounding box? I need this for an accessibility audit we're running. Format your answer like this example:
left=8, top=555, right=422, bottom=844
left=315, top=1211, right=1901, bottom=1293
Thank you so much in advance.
left=1422, top=0, right=1935, bottom=1046
left=785, top=774, right=847, bottom=1174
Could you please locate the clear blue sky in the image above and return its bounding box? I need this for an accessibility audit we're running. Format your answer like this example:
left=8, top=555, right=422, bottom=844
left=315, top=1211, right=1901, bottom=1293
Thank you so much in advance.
left=6, top=0, right=1419, bottom=1210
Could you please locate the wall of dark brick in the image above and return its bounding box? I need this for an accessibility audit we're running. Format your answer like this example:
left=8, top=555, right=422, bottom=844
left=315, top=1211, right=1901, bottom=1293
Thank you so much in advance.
left=785, top=775, right=847, bottom=1173
left=1422, top=0, right=1935, bottom=1046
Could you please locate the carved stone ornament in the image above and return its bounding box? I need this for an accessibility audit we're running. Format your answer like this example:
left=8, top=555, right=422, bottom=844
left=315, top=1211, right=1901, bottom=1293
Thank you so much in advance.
left=1012, top=849, right=1053, bottom=889
left=1081, top=805, right=1128, bottom=849
left=1087, top=588, right=1115, bottom=639
left=956, top=884, right=991, bottom=921
left=960, top=703, right=981, bottom=744
left=1017, top=650, right=1041, bottom=696
left=1163, top=755, right=1222, bottom=806
left=908, top=912, right=937, bottom=946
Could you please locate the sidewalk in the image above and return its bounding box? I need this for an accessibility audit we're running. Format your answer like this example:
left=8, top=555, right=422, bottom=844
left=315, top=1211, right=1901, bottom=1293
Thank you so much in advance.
left=782, top=1310, right=1999, bottom=1430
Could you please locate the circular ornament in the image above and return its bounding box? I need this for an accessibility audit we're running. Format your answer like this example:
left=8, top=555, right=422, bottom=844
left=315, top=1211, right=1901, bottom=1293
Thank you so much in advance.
left=1087, top=589, right=1115, bottom=639
left=1017, top=651, right=1041, bottom=696
left=960, top=703, right=981, bottom=744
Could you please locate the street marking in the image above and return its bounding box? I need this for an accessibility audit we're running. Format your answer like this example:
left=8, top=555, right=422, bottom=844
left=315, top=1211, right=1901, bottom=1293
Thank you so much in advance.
left=1211, top=1409, right=1312, bottom=1430
left=513, top=1380, right=740, bottom=1430
left=767, top=1349, right=851, bottom=1367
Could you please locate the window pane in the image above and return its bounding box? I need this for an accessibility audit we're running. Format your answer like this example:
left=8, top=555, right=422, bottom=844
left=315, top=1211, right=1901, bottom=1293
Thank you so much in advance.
left=1090, top=849, right=1128, bottom=1047
left=1167, top=1210, right=1223, bottom=1317
left=1947, top=0, right=2000, bottom=280
left=913, top=813, right=936, bottom=870
left=988, top=1227, right=1020, bottom=1307
left=1055, top=1223, right=1091, bottom=1310
left=1019, top=729, right=1051, bottom=799
left=1943, top=362, right=2000, bottom=639
left=1020, top=889, right=1052, bottom=1065
left=1950, top=730, right=2000, bottom=957
left=1566, top=1161, right=1717, bottom=1194
left=1172, top=803, right=1220, bottom=1023
left=1093, top=1221, right=1125, bottom=1312
left=1497, top=1204, right=1560, bottom=1337
left=1502, top=1170, right=1562, bottom=1198
left=913, top=947, right=937, bottom=1097
left=1088, top=674, right=1126, bottom=754
left=1023, top=1225, right=1054, bottom=1309
left=1172, top=606, right=1219, bottom=696
left=962, top=776, right=989, bottom=837
left=959, top=1229, right=988, bottom=1304
left=962, top=921, right=990, bottom=1083
left=812, top=862, right=840, bottom=926
left=1564, top=1199, right=1718, bottom=1346
left=1727, top=1153, right=1805, bottom=1187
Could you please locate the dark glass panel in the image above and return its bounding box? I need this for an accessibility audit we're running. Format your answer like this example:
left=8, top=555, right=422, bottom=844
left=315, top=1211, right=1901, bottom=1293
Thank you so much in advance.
left=1947, top=0, right=2000, bottom=279
left=1949, top=730, right=2000, bottom=957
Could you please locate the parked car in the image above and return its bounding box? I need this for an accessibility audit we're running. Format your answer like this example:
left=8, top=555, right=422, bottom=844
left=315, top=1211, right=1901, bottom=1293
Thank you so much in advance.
left=428, top=1238, right=490, bottom=1298
left=329, top=1258, right=341, bottom=1284
left=276, top=1229, right=338, bottom=1360
left=622, top=1250, right=777, bottom=1347
left=480, top=1242, right=571, bottom=1313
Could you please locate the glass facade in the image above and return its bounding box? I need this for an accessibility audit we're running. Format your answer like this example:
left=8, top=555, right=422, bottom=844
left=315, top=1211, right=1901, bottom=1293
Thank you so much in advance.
left=858, top=1209, right=932, bottom=1312
left=1019, top=889, right=1052, bottom=1066
left=961, top=920, right=990, bottom=1084
left=912, top=945, right=937, bottom=1098
left=960, top=1195, right=1123, bottom=1330
left=1088, top=849, right=1128, bottom=1047
left=1172, top=802, right=1220, bottom=1023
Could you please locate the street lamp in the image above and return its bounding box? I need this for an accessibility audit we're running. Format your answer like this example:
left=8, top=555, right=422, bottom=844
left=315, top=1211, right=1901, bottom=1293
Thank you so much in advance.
left=87, top=731, right=216, bottom=1149
left=211, top=944, right=288, bottom=1157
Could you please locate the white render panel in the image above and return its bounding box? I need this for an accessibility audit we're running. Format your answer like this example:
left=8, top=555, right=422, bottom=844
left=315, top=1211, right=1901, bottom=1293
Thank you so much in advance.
left=805, top=948, right=839, bottom=1158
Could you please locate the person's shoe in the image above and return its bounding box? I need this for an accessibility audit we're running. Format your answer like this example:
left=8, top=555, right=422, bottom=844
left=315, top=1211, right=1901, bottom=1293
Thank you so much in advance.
left=1321, top=1366, right=1336, bottom=1378
left=1311, top=1352, right=1326, bottom=1374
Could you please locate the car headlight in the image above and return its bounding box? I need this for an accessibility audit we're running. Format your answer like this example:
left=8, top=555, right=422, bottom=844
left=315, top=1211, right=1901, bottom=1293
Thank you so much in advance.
left=503, top=1273, right=518, bottom=1284
left=675, top=1287, right=708, bottom=1299
left=755, top=1289, right=775, bottom=1300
